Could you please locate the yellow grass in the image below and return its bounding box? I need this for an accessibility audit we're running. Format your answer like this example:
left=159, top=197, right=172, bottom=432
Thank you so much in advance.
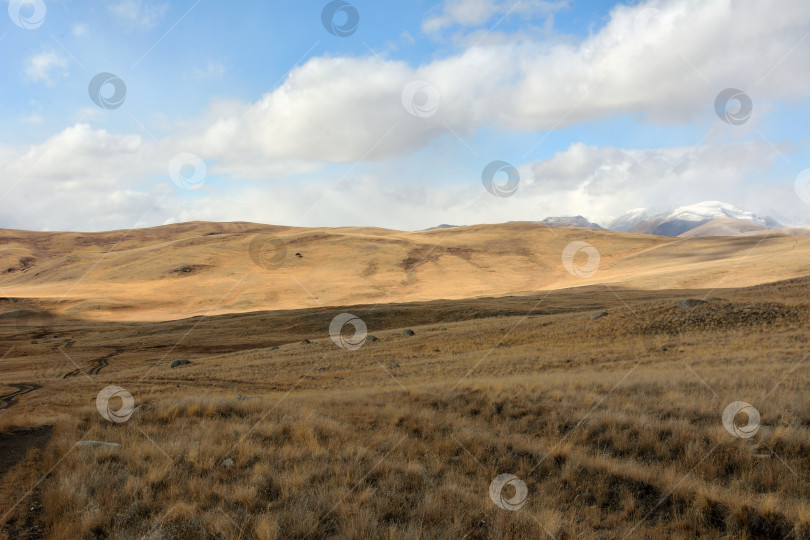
left=1, top=222, right=809, bottom=322
left=1, top=272, right=809, bottom=538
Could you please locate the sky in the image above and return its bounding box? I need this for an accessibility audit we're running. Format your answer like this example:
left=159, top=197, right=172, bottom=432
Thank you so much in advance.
left=1, top=0, right=809, bottom=232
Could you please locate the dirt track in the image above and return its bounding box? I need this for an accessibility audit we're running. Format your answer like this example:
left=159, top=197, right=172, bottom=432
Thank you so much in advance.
left=0, top=383, right=41, bottom=410
left=61, top=347, right=122, bottom=378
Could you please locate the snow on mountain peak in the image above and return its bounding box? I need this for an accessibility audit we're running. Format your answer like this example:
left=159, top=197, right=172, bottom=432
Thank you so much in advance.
left=667, top=201, right=762, bottom=224
left=604, top=201, right=781, bottom=236
left=607, top=207, right=653, bottom=232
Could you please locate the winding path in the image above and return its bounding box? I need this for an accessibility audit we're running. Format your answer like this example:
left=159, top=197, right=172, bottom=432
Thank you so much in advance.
left=0, top=382, right=42, bottom=410
left=63, top=348, right=123, bottom=378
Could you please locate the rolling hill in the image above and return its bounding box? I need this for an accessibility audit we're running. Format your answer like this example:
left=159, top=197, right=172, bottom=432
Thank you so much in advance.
left=1, top=221, right=809, bottom=322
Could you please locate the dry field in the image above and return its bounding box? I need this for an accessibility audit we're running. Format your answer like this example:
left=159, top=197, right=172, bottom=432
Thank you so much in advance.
left=1, top=275, right=809, bottom=539
left=1, top=224, right=809, bottom=539
left=1, top=222, right=809, bottom=322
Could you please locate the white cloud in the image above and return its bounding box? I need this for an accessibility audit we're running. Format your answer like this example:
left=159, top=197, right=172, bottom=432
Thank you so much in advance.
left=22, top=113, right=43, bottom=124
left=1, top=0, right=809, bottom=231
left=24, top=51, right=69, bottom=85
left=0, top=123, right=800, bottom=231
left=422, top=0, right=569, bottom=33
left=108, top=0, right=168, bottom=30
left=2, top=124, right=151, bottom=189
left=12, top=0, right=810, bottom=182
left=75, top=107, right=111, bottom=124
left=191, top=60, right=227, bottom=80
left=518, top=141, right=780, bottom=223
left=177, top=0, right=810, bottom=179
left=0, top=125, right=158, bottom=230
left=72, top=24, right=88, bottom=37
left=191, top=56, right=434, bottom=176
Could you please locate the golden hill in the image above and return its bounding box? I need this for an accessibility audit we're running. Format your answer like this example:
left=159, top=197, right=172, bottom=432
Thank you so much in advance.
left=0, top=221, right=808, bottom=322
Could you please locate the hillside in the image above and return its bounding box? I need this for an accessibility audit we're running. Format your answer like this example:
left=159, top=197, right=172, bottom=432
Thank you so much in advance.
left=1, top=221, right=809, bottom=322
left=678, top=217, right=768, bottom=237
left=1, top=276, right=809, bottom=538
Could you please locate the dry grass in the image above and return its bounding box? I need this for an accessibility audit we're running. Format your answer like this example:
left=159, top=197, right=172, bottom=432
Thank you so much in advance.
left=1, top=221, right=809, bottom=322
left=1, top=277, right=809, bottom=538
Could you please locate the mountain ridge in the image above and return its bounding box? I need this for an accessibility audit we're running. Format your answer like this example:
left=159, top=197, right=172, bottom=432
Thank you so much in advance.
left=424, top=202, right=782, bottom=238
left=623, top=201, right=780, bottom=237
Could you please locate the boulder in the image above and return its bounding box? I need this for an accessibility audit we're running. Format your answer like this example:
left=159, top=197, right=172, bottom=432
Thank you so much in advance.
left=169, top=359, right=191, bottom=368
left=676, top=299, right=706, bottom=309
left=76, top=441, right=121, bottom=449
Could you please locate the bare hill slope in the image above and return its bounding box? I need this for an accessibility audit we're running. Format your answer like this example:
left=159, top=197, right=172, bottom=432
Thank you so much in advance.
left=0, top=221, right=808, bottom=321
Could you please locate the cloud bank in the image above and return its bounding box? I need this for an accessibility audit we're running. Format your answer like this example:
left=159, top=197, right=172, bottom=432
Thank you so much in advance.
left=2, top=0, right=809, bottom=231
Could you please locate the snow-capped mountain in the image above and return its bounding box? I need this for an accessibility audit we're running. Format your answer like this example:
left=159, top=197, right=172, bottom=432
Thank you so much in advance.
left=607, top=208, right=652, bottom=232
left=612, top=202, right=780, bottom=237
left=443, top=202, right=782, bottom=237
left=663, top=201, right=776, bottom=226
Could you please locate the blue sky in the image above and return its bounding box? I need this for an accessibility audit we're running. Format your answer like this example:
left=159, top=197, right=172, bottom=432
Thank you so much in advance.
left=1, top=0, right=809, bottom=231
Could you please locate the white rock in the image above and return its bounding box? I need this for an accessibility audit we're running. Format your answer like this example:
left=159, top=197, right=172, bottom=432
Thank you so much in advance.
left=76, top=440, right=121, bottom=449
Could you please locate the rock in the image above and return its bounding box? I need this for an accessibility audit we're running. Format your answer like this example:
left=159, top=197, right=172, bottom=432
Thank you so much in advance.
left=270, top=346, right=279, bottom=350
left=366, top=335, right=379, bottom=342
left=657, top=347, right=668, bottom=353
left=402, top=329, right=415, bottom=336
left=676, top=299, right=706, bottom=309
left=303, top=339, right=312, bottom=344
left=388, top=362, right=400, bottom=369
left=441, top=328, right=447, bottom=331
left=134, top=404, right=148, bottom=410
left=76, top=441, right=121, bottom=449
left=222, top=458, right=235, bottom=468
left=590, top=311, right=608, bottom=320
left=169, top=359, right=191, bottom=368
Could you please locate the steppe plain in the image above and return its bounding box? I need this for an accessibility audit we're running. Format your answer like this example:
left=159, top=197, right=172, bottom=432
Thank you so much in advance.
left=0, top=222, right=808, bottom=539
